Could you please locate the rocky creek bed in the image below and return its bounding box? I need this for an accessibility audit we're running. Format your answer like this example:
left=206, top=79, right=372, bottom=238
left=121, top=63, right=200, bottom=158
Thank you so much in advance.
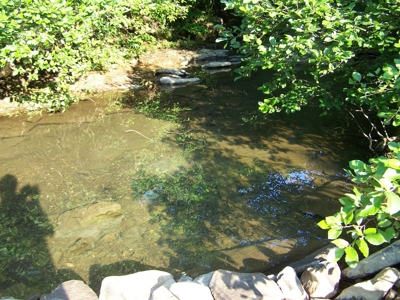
left=14, top=240, right=400, bottom=300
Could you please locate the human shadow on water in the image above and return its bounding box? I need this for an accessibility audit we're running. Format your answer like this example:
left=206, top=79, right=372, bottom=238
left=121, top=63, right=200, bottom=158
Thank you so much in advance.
left=0, top=174, right=81, bottom=299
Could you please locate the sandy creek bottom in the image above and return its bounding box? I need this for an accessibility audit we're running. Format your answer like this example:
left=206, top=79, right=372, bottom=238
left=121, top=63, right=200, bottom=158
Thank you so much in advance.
left=0, top=70, right=367, bottom=296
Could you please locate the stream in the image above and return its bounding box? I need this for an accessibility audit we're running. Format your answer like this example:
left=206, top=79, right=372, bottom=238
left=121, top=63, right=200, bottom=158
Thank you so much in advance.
left=0, top=68, right=367, bottom=297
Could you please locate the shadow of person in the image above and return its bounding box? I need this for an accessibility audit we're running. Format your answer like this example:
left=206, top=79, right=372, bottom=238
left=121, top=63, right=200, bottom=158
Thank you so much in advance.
left=0, top=174, right=81, bottom=299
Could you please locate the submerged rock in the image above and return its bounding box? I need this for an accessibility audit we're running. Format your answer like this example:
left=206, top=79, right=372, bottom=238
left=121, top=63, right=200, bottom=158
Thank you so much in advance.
left=55, top=202, right=123, bottom=238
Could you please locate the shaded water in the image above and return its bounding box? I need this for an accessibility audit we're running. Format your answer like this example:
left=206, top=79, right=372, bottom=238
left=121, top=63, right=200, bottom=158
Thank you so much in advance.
left=0, top=69, right=367, bottom=297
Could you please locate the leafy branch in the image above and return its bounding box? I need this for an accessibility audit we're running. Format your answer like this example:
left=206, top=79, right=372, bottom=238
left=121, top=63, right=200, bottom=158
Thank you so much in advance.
left=318, top=142, right=400, bottom=267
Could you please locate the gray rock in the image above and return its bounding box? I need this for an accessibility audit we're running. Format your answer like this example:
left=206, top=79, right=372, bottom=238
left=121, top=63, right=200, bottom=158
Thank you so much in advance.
left=202, top=62, right=232, bottom=68
left=150, top=285, right=178, bottom=300
left=300, top=261, right=340, bottom=299
left=169, top=282, right=214, bottom=300
left=193, top=271, right=215, bottom=286
left=209, top=269, right=284, bottom=300
left=191, top=50, right=230, bottom=62
left=55, top=202, right=123, bottom=238
left=178, top=274, right=193, bottom=282
left=289, top=244, right=336, bottom=274
left=159, top=76, right=201, bottom=86
left=336, top=267, right=400, bottom=300
left=277, top=266, right=309, bottom=300
left=41, top=280, right=98, bottom=300
left=98, top=270, right=174, bottom=300
left=342, top=240, right=400, bottom=279
left=202, top=67, right=232, bottom=74
left=155, top=68, right=190, bottom=77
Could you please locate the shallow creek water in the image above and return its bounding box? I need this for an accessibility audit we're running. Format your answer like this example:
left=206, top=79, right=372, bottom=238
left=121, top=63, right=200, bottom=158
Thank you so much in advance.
left=0, top=69, right=367, bottom=296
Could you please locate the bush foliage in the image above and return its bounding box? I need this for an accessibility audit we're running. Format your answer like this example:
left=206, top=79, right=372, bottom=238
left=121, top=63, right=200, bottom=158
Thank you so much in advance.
left=217, top=0, right=400, bottom=151
left=0, top=0, right=197, bottom=111
left=318, top=142, right=400, bottom=267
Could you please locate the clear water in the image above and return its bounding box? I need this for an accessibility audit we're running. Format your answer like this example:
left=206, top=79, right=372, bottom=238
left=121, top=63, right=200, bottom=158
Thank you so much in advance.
left=0, top=69, right=366, bottom=297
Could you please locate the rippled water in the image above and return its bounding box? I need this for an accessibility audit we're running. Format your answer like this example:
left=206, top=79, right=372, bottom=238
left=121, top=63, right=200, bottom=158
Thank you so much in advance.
left=0, top=69, right=367, bottom=297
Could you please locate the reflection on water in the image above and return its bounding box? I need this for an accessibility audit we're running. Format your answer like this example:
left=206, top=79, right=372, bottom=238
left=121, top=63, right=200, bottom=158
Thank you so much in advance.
left=0, top=69, right=367, bottom=296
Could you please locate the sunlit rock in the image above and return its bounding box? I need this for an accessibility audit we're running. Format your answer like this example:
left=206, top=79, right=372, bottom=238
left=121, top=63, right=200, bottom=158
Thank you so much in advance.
left=300, top=261, right=340, bottom=299
left=201, top=62, right=232, bottom=69
left=193, top=271, right=215, bottom=286
left=159, top=76, right=201, bottom=86
left=277, top=266, right=309, bottom=300
left=99, top=270, right=174, bottom=300
left=150, top=285, right=178, bottom=300
left=169, top=282, right=214, bottom=300
left=54, top=202, right=123, bottom=238
left=342, top=240, right=400, bottom=280
left=41, top=280, right=98, bottom=300
left=288, top=244, right=337, bottom=274
left=336, top=267, right=400, bottom=300
left=209, top=269, right=284, bottom=300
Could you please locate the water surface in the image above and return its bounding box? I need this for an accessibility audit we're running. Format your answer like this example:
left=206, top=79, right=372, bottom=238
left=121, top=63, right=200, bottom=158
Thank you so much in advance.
left=0, top=69, right=367, bottom=296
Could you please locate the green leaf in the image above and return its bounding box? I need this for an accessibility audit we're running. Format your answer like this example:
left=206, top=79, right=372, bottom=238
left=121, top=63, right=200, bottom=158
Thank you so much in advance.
left=327, top=247, right=345, bottom=262
left=269, top=36, right=277, bottom=46
left=331, top=238, right=349, bottom=248
left=349, top=160, right=366, bottom=170
left=328, top=227, right=342, bottom=239
left=352, top=72, right=362, bottom=82
left=377, top=219, right=392, bottom=228
left=385, top=192, right=400, bottom=215
left=356, top=239, right=369, bottom=257
left=365, top=231, right=386, bottom=245
left=318, top=219, right=330, bottom=229
left=345, top=246, right=359, bottom=268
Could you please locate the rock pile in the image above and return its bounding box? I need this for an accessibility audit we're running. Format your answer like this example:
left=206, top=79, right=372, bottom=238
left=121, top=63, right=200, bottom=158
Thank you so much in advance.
left=156, top=49, right=243, bottom=90
left=37, top=241, right=400, bottom=300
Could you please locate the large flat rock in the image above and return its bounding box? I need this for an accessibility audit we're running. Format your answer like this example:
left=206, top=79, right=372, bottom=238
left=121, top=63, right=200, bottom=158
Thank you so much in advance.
left=55, top=202, right=123, bottom=238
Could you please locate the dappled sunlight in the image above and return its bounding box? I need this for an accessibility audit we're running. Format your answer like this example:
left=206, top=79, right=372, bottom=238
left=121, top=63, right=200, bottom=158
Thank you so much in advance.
left=0, top=68, right=367, bottom=294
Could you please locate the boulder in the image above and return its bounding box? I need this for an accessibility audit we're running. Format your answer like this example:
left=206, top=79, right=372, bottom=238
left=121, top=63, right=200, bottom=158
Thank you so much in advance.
left=41, top=280, right=98, bottom=300
left=342, top=240, right=400, bottom=279
left=178, top=274, right=193, bottom=282
left=169, top=282, right=214, bottom=300
left=300, top=261, right=340, bottom=299
left=193, top=271, right=214, bottom=286
left=150, top=285, right=178, bottom=300
left=55, top=202, right=123, bottom=238
left=159, top=76, right=201, bottom=86
left=336, top=267, right=400, bottom=300
left=288, top=244, right=336, bottom=274
left=209, top=269, right=284, bottom=300
left=276, top=266, right=309, bottom=300
left=98, top=270, right=174, bottom=300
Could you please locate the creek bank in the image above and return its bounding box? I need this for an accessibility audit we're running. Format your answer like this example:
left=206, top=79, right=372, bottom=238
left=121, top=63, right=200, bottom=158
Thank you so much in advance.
left=34, top=241, right=400, bottom=300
